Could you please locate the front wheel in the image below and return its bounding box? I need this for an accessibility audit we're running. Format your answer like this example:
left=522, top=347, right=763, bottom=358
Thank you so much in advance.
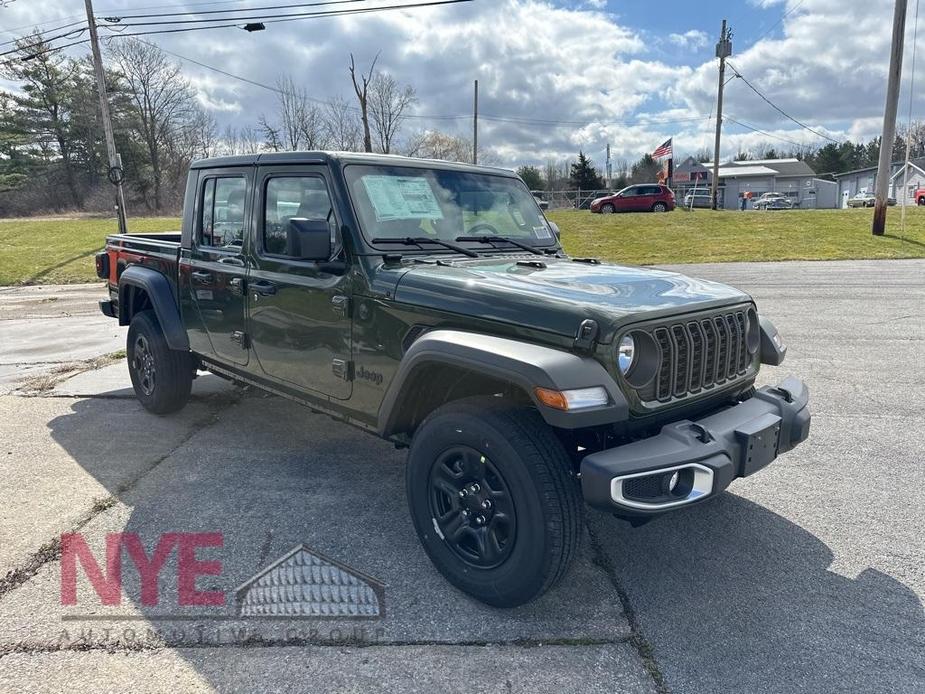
left=918, top=196, right=925, bottom=206
left=406, top=398, right=582, bottom=607
left=127, top=310, right=193, bottom=414
left=652, top=202, right=668, bottom=212
left=600, top=203, right=615, bottom=214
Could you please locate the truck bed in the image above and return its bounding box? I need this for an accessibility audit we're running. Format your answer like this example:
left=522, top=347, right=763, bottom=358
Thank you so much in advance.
left=103, top=231, right=181, bottom=291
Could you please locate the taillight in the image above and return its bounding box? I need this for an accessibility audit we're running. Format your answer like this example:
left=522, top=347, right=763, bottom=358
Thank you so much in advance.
left=95, top=251, right=110, bottom=280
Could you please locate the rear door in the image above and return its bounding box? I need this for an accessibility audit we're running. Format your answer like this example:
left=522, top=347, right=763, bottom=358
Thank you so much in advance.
left=246, top=166, right=352, bottom=400
left=186, top=168, right=251, bottom=366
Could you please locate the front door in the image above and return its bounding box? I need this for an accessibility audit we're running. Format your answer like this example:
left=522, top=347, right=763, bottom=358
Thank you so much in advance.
left=187, top=170, right=250, bottom=366
left=246, top=167, right=352, bottom=400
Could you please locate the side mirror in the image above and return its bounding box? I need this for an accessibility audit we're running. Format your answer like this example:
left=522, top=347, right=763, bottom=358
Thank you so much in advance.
left=287, top=218, right=331, bottom=261
left=548, top=221, right=561, bottom=241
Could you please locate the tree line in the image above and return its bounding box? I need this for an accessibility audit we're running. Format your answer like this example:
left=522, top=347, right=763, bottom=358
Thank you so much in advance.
left=0, top=36, right=474, bottom=216
left=5, top=32, right=925, bottom=215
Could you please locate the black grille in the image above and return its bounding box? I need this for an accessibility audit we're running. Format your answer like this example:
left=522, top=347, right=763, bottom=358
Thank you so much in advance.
left=636, top=309, right=753, bottom=404
left=623, top=474, right=667, bottom=501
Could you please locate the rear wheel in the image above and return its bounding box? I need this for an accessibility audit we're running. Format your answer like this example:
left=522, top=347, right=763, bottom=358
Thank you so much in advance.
left=406, top=397, right=582, bottom=607
left=600, top=203, right=615, bottom=214
left=918, top=196, right=925, bottom=206
left=127, top=310, right=193, bottom=414
left=652, top=201, right=668, bottom=212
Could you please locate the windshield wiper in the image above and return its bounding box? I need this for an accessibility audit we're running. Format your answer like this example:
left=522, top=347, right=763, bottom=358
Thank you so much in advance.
left=455, top=235, right=543, bottom=256
left=371, top=236, right=479, bottom=258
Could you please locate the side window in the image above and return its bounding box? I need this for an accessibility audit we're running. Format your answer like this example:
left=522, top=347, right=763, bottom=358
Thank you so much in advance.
left=199, top=177, right=246, bottom=249
left=263, top=176, right=337, bottom=257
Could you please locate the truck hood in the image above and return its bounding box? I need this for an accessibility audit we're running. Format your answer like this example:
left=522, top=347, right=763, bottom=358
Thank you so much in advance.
left=392, top=255, right=751, bottom=343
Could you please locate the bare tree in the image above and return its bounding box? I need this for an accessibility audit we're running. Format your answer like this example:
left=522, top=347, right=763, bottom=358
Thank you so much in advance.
left=349, top=52, right=378, bottom=153
left=404, top=129, right=471, bottom=162
left=323, top=96, right=362, bottom=151
left=368, top=71, right=416, bottom=154
left=108, top=39, right=197, bottom=211
left=269, top=75, right=327, bottom=150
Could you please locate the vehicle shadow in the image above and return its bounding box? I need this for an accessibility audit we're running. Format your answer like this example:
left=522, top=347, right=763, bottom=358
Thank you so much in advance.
left=36, top=392, right=925, bottom=692
left=588, top=494, right=925, bottom=693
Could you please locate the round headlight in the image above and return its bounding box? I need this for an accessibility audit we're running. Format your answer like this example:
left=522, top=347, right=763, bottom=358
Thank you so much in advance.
left=618, top=334, right=636, bottom=374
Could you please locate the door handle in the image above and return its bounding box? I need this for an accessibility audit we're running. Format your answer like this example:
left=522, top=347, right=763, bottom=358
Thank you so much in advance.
left=191, top=270, right=212, bottom=282
left=218, top=256, right=245, bottom=267
left=251, top=281, right=277, bottom=296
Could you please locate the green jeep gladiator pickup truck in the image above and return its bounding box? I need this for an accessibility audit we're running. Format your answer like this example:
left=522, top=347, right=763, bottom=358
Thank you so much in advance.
left=97, top=152, right=810, bottom=607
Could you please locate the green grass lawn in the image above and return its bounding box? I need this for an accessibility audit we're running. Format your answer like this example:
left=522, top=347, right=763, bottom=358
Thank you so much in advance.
left=0, top=216, right=179, bottom=286
left=1, top=207, right=924, bottom=286
left=549, top=206, right=925, bottom=265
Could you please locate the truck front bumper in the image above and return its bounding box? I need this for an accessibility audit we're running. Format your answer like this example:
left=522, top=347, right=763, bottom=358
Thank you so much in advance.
left=581, top=376, right=810, bottom=516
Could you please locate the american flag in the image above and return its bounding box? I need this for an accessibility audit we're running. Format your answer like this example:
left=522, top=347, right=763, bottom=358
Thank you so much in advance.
left=652, top=138, right=673, bottom=159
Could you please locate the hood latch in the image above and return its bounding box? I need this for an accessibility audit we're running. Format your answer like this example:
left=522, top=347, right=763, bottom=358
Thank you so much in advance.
left=573, top=319, right=599, bottom=354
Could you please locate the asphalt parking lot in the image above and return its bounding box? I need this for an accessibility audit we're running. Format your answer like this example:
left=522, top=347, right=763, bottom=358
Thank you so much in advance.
left=0, top=259, right=922, bottom=693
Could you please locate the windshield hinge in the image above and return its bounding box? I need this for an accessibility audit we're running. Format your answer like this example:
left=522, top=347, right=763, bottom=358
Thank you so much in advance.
left=573, top=319, right=599, bottom=354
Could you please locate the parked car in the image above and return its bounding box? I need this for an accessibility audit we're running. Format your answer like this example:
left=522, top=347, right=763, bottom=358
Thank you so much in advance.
left=754, top=192, right=793, bottom=210
left=683, top=191, right=712, bottom=208
left=590, top=184, right=675, bottom=213
left=532, top=192, right=549, bottom=210
left=97, top=151, right=809, bottom=608
left=847, top=192, right=896, bottom=207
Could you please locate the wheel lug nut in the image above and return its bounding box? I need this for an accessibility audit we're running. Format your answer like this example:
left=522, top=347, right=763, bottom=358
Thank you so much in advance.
left=481, top=500, right=491, bottom=510
left=462, top=509, right=470, bottom=517
left=470, top=483, right=480, bottom=492
left=475, top=515, right=486, bottom=525
left=459, top=489, right=467, bottom=497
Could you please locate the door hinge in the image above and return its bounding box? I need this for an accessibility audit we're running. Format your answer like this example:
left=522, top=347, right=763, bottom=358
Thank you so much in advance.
left=332, top=358, right=354, bottom=380
left=231, top=330, right=250, bottom=349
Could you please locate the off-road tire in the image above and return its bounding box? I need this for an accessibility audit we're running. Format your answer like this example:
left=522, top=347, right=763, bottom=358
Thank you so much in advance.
left=127, top=310, right=193, bottom=414
left=406, top=397, right=582, bottom=607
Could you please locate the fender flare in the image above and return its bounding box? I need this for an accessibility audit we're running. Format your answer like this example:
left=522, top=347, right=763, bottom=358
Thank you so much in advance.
left=118, top=265, right=190, bottom=351
left=759, top=316, right=786, bottom=366
left=377, top=330, right=628, bottom=436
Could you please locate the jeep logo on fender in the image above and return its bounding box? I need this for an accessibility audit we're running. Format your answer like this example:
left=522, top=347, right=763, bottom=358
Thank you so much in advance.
left=357, top=365, right=383, bottom=386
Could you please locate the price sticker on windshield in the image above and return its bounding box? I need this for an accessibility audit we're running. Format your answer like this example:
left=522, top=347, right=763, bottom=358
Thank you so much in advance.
left=362, top=175, right=444, bottom=221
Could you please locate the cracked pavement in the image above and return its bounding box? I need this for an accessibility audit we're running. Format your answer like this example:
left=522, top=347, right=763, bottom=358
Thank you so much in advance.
left=0, top=260, right=923, bottom=693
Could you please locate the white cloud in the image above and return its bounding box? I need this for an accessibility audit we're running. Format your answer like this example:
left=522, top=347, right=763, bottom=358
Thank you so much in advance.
left=668, top=30, right=709, bottom=49
left=1, top=0, right=922, bottom=167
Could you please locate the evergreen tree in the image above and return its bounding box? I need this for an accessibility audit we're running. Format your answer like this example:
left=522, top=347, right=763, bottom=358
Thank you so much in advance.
left=516, top=165, right=544, bottom=190
left=569, top=151, right=604, bottom=190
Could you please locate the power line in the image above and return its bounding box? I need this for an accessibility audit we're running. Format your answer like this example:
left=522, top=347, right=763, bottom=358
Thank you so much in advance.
left=0, top=24, right=88, bottom=55
left=749, top=0, right=806, bottom=45
left=0, top=0, right=471, bottom=63
left=104, top=0, right=371, bottom=22
left=0, top=38, right=91, bottom=67
left=0, top=19, right=86, bottom=47
left=94, top=0, right=473, bottom=38
left=724, top=115, right=809, bottom=148
left=726, top=60, right=842, bottom=143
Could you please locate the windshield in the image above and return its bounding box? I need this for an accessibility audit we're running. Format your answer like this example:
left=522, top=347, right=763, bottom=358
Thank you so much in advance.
left=345, top=164, right=557, bottom=249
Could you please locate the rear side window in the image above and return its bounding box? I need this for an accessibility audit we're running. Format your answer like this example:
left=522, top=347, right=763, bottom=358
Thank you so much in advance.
left=199, top=177, right=247, bottom=249
left=263, top=176, right=336, bottom=257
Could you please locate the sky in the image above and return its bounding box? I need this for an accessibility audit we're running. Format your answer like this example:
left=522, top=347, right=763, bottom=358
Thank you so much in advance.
left=1, top=0, right=923, bottom=170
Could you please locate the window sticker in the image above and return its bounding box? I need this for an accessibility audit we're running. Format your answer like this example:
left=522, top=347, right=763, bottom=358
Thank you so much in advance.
left=533, top=224, right=552, bottom=239
left=362, top=175, right=444, bottom=221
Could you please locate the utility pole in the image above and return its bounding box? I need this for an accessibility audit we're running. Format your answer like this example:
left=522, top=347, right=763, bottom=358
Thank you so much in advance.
left=606, top=143, right=612, bottom=188
left=84, top=0, right=128, bottom=234
left=473, top=79, right=479, bottom=165
left=872, top=0, right=908, bottom=236
left=710, top=19, right=732, bottom=211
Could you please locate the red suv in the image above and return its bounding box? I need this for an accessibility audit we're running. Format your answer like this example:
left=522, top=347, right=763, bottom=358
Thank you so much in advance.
left=590, top=184, right=675, bottom=213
